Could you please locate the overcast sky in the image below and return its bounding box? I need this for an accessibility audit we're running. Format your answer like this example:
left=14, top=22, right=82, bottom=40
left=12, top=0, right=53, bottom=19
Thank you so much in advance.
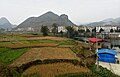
left=0, top=0, right=120, bottom=25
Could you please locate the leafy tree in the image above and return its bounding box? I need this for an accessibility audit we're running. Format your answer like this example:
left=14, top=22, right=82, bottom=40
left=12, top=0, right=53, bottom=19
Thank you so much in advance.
left=99, top=28, right=104, bottom=33
left=91, top=27, right=96, bottom=37
left=92, top=27, right=96, bottom=33
left=52, top=23, right=58, bottom=36
left=60, top=30, right=63, bottom=37
left=86, top=28, right=90, bottom=33
left=41, top=26, right=49, bottom=36
left=115, top=29, right=120, bottom=32
left=78, top=29, right=85, bottom=33
left=110, top=29, right=114, bottom=33
left=66, top=26, right=74, bottom=38
left=73, top=31, right=79, bottom=37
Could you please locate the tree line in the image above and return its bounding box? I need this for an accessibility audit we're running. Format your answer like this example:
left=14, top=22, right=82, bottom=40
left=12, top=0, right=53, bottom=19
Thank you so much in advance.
left=40, top=23, right=120, bottom=38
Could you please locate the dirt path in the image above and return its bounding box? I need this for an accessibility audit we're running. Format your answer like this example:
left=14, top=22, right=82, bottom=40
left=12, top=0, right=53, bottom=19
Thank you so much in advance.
left=99, top=62, right=120, bottom=76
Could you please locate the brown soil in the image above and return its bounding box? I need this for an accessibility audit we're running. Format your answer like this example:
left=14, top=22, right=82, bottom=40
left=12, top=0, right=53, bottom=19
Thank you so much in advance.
left=22, top=62, right=90, bottom=77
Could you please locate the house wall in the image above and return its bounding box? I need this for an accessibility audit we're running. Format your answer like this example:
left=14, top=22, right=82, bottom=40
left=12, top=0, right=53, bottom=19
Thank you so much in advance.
left=89, top=42, right=102, bottom=49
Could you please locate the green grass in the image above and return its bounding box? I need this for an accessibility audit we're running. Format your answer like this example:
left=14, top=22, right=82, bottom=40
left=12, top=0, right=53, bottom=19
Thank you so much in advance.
left=0, top=38, right=76, bottom=50
left=22, top=73, right=40, bottom=77
left=0, top=48, right=11, bottom=56
left=0, top=42, right=12, bottom=46
left=58, top=40, right=76, bottom=45
left=21, top=39, right=76, bottom=46
left=26, top=40, right=58, bottom=44
left=56, top=73, right=90, bottom=77
left=0, top=35, right=26, bottom=47
left=0, top=48, right=9, bottom=52
left=12, top=36, right=26, bottom=41
left=0, top=35, right=26, bottom=41
left=0, top=48, right=29, bottom=64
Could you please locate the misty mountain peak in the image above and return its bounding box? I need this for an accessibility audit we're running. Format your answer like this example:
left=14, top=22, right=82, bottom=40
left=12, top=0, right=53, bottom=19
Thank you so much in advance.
left=41, top=11, right=58, bottom=17
left=0, top=17, right=10, bottom=25
left=1, top=17, right=8, bottom=20
left=17, top=11, right=75, bottom=28
left=46, top=11, right=54, bottom=14
left=87, top=17, right=120, bottom=26
left=0, top=17, right=13, bottom=30
left=102, top=18, right=114, bottom=22
left=60, top=14, right=68, bottom=19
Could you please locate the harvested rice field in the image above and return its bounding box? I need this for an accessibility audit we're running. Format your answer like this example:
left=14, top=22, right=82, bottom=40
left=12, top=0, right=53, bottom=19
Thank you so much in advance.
left=22, top=62, right=90, bottom=77
left=0, top=35, right=76, bottom=49
left=11, top=47, right=80, bottom=67
left=26, top=36, right=67, bottom=41
left=0, top=34, right=118, bottom=77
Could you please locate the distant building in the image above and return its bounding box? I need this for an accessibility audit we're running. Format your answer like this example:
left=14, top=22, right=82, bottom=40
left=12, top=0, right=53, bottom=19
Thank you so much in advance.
left=73, top=25, right=78, bottom=31
left=88, top=37, right=104, bottom=49
left=78, top=25, right=87, bottom=32
left=109, top=32, right=120, bottom=38
left=26, top=27, right=34, bottom=32
left=15, top=27, right=35, bottom=32
left=58, top=26, right=67, bottom=32
left=16, top=28, right=24, bottom=31
left=95, top=25, right=117, bottom=32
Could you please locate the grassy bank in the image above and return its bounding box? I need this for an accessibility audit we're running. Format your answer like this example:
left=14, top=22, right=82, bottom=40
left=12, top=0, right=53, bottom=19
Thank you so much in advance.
left=0, top=48, right=29, bottom=64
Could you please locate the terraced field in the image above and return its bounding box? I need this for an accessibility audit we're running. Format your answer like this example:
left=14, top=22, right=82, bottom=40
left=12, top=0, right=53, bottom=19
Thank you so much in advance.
left=0, top=34, right=96, bottom=77
left=11, top=47, right=80, bottom=67
left=2, top=43, right=58, bottom=49
left=0, top=36, right=75, bottom=49
left=22, top=63, right=90, bottom=77
left=26, top=36, right=67, bottom=41
left=0, top=48, right=29, bottom=64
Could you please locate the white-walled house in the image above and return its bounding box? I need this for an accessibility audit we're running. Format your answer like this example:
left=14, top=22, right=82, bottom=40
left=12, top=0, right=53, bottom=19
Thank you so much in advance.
left=26, top=27, right=34, bottom=31
left=73, top=26, right=78, bottom=31
left=16, top=27, right=34, bottom=32
left=87, top=26, right=94, bottom=32
left=16, top=28, right=25, bottom=31
left=96, top=25, right=117, bottom=32
left=58, top=26, right=67, bottom=32
left=104, top=25, right=117, bottom=32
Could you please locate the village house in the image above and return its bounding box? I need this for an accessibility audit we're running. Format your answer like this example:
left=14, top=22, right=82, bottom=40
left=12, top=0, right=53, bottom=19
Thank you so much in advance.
left=78, top=25, right=86, bottom=31
left=73, top=25, right=78, bottom=31
left=58, top=26, right=67, bottom=32
left=88, top=37, right=104, bottom=49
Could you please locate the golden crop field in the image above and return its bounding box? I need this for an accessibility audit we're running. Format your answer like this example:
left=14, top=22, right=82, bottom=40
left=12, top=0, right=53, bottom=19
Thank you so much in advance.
left=11, top=47, right=80, bottom=67
left=26, top=36, right=67, bottom=41
left=22, top=62, right=90, bottom=77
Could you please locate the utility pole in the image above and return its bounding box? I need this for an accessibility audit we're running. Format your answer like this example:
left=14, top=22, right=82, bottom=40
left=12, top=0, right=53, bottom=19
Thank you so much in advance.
left=96, top=28, right=99, bottom=72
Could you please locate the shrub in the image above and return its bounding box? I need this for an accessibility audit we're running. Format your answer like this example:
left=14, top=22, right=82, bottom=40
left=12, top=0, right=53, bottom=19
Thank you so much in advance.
left=0, top=63, right=21, bottom=77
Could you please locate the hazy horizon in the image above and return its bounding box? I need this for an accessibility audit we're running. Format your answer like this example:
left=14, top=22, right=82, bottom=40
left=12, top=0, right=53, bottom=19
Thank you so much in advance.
left=0, top=0, right=120, bottom=25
